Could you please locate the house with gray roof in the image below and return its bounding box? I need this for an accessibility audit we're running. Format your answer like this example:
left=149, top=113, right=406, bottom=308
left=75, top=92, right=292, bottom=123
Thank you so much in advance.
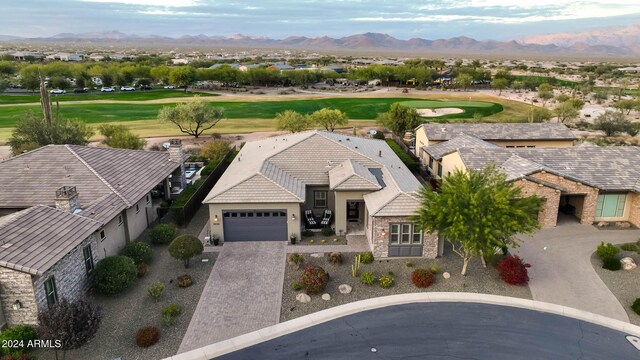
left=0, top=141, right=186, bottom=327
left=204, top=131, right=438, bottom=258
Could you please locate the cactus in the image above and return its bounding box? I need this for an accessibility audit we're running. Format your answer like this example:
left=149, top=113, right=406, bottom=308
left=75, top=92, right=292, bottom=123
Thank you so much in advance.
left=351, top=254, right=361, bottom=277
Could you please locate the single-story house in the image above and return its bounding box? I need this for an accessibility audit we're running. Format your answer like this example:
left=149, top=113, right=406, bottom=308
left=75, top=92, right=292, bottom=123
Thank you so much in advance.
left=204, top=131, right=438, bottom=259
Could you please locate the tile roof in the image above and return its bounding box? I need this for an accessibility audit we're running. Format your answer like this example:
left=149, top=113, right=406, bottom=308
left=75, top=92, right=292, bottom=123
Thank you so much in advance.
left=329, top=159, right=382, bottom=191
left=0, top=205, right=101, bottom=275
left=422, top=123, right=577, bottom=141
left=423, top=134, right=498, bottom=160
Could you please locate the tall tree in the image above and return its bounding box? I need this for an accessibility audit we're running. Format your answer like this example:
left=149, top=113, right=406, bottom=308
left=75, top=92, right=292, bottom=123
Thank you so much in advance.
left=553, top=101, right=580, bottom=123
left=309, top=108, right=348, bottom=132
left=8, top=111, right=93, bottom=154
left=98, top=124, right=146, bottom=150
left=169, top=66, right=197, bottom=92
left=376, top=103, right=421, bottom=136
left=157, top=96, right=224, bottom=138
left=491, top=78, right=509, bottom=96
left=412, top=165, right=542, bottom=275
left=537, top=83, right=554, bottom=106
left=613, top=99, right=638, bottom=115
left=275, top=110, right=313, bottom=133
left=593, top=111, right=629, bottom=136
left=456, top=73, right=473, bottom=90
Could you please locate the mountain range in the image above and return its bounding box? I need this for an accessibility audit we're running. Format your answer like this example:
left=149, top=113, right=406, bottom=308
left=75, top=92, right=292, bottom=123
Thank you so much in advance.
left=2, top=24, right=640, bottom=56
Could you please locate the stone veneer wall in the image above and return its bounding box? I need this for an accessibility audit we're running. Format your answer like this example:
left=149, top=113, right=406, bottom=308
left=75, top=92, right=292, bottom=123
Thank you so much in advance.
left=628, top=192, right=640, bottom=228
left=368, top=215, right=438, bottom=259
left=528, top=172, right=599, bottom=225
left=0, top=268, right=38, bottom=325
left=513, top=179, right=561, bottom=228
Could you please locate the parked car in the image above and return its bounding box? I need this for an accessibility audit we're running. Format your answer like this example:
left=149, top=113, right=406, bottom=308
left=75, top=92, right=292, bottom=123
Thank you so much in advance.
left=163, top=85, right=176, bottom=89
left=121, top=86, right=135, bottom=91
left=101, top=87, right=115, bottom=92
left=139, top=85, right=152, bottom=90
left=49, top=89, right=65, bottom=94
left=73, top=88, right=88, bottom=93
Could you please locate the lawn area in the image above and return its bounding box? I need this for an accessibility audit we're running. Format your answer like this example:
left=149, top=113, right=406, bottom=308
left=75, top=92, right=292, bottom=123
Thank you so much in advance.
left=397, top=99, right=503, bottom=120
left=0, top=90, right=217, bottom=104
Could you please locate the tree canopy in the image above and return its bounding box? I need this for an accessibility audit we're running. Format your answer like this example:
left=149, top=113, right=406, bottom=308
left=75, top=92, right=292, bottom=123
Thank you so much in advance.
left=8, top=111, right=93, bottom=155
left=376, top=103, right=421, bottom=136
left=309, top=108, right=348, bottom=132
left=275, top=110, right=313, bottom=133
left=553, top=101, right=580, bottom=123
left=98, top=124, right=146, bottom=150
left=157, top=96, right=224, bottom=138
left=169, top=66, right=197, bottom=92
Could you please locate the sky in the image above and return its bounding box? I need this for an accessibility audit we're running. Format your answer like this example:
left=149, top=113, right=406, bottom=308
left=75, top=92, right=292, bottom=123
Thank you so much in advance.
left=1, top=0, right=640, bottom=39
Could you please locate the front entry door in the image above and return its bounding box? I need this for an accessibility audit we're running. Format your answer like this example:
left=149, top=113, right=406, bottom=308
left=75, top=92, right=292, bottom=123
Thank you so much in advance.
left=347, top=201, right=359, bottom=222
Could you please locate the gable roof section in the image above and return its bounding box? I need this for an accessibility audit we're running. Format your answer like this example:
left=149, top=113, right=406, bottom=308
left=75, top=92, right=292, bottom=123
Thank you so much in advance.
left=0, top=205, right=101, bottom=276
left=423, top=134, right=498, bottom=160
left=208, top=174, right=304, bottom=203
left=363, top=167, right=420, bottom=216
left=422, top=123, right=576, bottom=141
left=329, top=159, right=382, bottom=191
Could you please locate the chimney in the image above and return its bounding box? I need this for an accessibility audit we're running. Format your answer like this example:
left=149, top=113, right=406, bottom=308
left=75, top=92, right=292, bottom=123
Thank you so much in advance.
left=168, top=139, right=185, bottom=192
left=168, top=139, right=184, bottom=164
left=55, top=186, right=81, bottom=213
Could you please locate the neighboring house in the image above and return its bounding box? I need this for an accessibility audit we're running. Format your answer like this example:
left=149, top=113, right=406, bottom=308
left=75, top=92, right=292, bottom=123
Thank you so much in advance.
left=204, top=131, right=438, bottom=259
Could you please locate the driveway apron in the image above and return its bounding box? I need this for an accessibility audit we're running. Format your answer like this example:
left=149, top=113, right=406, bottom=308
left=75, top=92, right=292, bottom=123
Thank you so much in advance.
left=178, top=241, right=286, bottom=353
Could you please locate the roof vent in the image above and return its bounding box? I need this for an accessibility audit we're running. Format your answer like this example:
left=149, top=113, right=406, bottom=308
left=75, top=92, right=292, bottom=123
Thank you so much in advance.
left=0, top=242, right=13, bottom=249
left=346, top=138, right=350, bottom=141
left=441, top=127, right=447, bottom=132
left=378, top=150, right=382, bottom=157
left=355, top=146, right=358, bottom=149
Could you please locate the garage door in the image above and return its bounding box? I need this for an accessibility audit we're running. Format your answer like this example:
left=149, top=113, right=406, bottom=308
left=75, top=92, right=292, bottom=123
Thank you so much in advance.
left=223, top=210, right=287, bottom=242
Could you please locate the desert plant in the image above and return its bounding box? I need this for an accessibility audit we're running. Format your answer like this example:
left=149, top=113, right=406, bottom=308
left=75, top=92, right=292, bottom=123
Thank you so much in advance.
left=360, top=271, right=376, bottom=285
left=299, top=265, right=329, bottom=294
left=147, top=282, right=165, bottom=302
left=632, top=298, right=640, bottom=315
left=176, top=274, right=193, bottom=288
left=411, top=268, right=435, bottom=288
left=429, top=263, right=441, bottom=274
left=162, top=314, right=175, bottom=327
left=620, top=243, right=638, bottom=252
left=498, top=255, right=531, bottom=285
left=135, top=326, right=159, bottom=348
left=321, top=227, right=335, bottom=236
left=602, top=257, right=622, bottom=271
left=359, top=251, right=374, bottom=264
left=148, top=223, right=177, bottom=245
left=92, top=256, right=137, bottom=295
left=136, top=263, right=150, bottom=278
left=328, top=252, right=343, bottom=265
left=122, top=241, right=152, bottom=265
left=596, top=242, right=620, bottom=260
left=351, top=254, right=361, bottom=277
left=288, top=253, right=305, bottom=268
left=168, top=235, right=204, bottom=268
left=162, top=304, right=181, bottom=318
left=291, top=282, right=302, bottom=291
left=301, top=229, right=314, bottom=237
left=379, top=274, right=394, bottom=289
left=405, top=261, right=414, bottom=268
left=0, top=325, right=37, bottom=356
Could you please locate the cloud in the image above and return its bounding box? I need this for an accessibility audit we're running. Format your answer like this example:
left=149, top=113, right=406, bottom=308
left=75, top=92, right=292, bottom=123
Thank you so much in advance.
left=81, top=0, right=201, bottom=6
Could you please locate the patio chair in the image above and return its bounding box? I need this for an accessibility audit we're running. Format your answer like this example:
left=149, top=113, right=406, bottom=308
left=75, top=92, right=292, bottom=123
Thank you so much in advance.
left=320, top=209, right=332, bottom=226
left=305, top=210, right=318, bottom=228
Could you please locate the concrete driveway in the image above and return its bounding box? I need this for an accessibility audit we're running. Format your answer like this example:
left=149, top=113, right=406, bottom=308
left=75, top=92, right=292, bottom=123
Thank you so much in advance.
left=515, top=219, right=640, bottom=322
left=178, top=241, right=286, bottom=354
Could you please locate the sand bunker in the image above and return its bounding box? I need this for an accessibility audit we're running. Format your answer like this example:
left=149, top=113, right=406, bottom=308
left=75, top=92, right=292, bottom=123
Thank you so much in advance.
left=416, top=108, right=464, bottom=117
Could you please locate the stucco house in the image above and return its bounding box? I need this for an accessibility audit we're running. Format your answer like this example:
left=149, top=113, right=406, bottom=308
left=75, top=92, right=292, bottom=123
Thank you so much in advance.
left=204, top=131, right=438, bottom=259
left=0, top=142, right=186, bottom=327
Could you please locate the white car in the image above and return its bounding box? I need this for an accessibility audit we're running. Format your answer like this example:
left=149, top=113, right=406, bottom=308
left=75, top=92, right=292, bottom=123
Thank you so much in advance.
left=164, top=85, right=176, bottom=89
left=49, top=89, right=65, bottom=94
left=120, top=86, right=135, bottom=91
left=101, top=87, right=115, bottom=92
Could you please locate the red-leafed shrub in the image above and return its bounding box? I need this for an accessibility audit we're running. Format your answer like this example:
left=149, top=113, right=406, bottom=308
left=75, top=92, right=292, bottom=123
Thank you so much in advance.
left=498, top=255, right=531, bottom=285
left=299, top=266, right=329, bottom=294
left=135, top=326, right=159, bottom=348
left=411, top=268, right=434, bottom=288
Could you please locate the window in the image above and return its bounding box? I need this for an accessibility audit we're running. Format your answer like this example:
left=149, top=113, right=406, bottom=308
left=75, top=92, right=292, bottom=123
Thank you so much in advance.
left=596, top=194, right=626, bottom=218
left=44, top=277, right=57, bottom=308
left=437, top=163, right=442, bottom=178
left=314, top=191, right=328, bottom=208
left=83, top=245, right=94, bottom=275
left=99, top=229, right=106, bottom=242
left=389, top=223, right=422, bottom=245
left=135, top=204, right=140, bottom=214
left=117, top=214, right=123, bottom=226
left=428, top=156, right=433, bottom=170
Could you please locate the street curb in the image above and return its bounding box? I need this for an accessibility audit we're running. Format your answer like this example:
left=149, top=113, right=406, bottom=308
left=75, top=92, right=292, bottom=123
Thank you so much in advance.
left=165, top=292, right=640, bottom=360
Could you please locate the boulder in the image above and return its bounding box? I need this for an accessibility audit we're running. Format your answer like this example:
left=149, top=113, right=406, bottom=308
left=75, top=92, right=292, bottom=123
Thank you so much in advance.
left=296, top=293, right=311, bottom=303
left=616, top=222, right=631, bottom=229
left=310, top=253, right=324, bottom=258
left=321, top=293, right=331, bottom=301
left=597, top=221, right=608, bottom=228
left=442, top=272, right=451, bottom=279
left=621, top=257, right=637, bottom=271
left=338, top=284, right=352, bottom=294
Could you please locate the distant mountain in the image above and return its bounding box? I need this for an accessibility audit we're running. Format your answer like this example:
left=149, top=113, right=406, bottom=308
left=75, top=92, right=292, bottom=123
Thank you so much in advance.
left=517, top=23, right=640, bottom=53
left=0, top=35, right=22, bottom=40
left=3, top=30, right=639, bottom=56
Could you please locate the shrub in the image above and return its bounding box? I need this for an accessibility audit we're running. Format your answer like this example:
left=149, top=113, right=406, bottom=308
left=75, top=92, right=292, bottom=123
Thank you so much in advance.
left=360, top=271, right=376, bottom=285
left=162, top=314, right=175, bottom=327
left=0, top=325, right=37, bottom=355
left=359, top=251, right=374, bottom=264
left=379, top=274, right=394, bottom=289
left=405, top=261, right=414, bottom=268
left=0, top=355, right=31, bottom=360
left=93, top=256, right=137, bottom=295
left=291, top=282, right=302, bottom=291
left=122, top=241, right=152, bottom=265
left=299, top=266, right=329, bottom=294
left=162, top=304, right=181, bottom=318
left=301, top=229, right=314, bottom=237
left=411, top=268, right=434, bottom=288
left=148, top=223, right=177, bottom=245
left=328, top=252, right=343, bottom=265
left=147, top=282, right=165, bottom=302
left=168, top=235, right=204, bottom=268
left=136, top=263, right=149, bottom=278
left=288, top=253, right=305, bottom=267
left=429, top=263, right=441, bottom=274
left=632, top=298, right=640, bottom=315
left=176, top=274, right=193, bottom=288
left=497, top=255, right=531, bottom=285
left=372, top=130, right=385, bottom=140
left=595, top=242, right=619, bottom=260
left=620, top=243, right=638, bottom=252
left=37, top=298, right=102, bottom=354
left=135, top=326, right=159, bottom=348
left=321, top=227, right=335, bottom=236
left=602, top=257, right=622, bottom=271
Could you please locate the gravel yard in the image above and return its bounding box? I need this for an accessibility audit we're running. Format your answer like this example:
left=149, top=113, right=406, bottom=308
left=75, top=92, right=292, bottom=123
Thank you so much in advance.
left=591, top=245, right=640, bottom=325
left=281, top=251, right=532, bottom=322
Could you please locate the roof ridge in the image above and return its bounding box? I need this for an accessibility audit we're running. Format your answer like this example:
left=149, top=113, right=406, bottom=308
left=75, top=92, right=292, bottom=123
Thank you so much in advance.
left=64, top=145, right=132, bottom=207
left=258, top=163, right=305, bottom=201
left=0, top=144, right=54, bottom=165
left=204, top=172, right=257, bottom=201
left=369, top=192, right=401, bottom=216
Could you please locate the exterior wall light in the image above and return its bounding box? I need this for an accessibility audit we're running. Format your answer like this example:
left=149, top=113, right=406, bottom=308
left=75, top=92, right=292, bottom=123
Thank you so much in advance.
left=213, top=214, right=219, bottom=225
left=291, top=214, right=296, bottom=221
left=12, top=300, right=22, bottom=310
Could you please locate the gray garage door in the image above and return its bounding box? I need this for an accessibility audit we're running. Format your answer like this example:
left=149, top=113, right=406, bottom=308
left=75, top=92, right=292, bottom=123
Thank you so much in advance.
left=223, top=210, right=287, bottom=242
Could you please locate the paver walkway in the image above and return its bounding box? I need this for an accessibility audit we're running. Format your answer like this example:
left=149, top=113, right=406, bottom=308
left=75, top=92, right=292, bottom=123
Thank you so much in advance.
left=178, top=241, right=287, bottom=353
left=514, top=218, right=640, bottom=322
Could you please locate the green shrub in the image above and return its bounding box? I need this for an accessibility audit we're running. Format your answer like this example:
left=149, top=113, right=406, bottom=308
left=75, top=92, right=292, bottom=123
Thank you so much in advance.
left=595, top=242, right=619, bottom=260
left=632, top=298, right=640, bottom=315
left=288, top=253, right=305, bottom=267
left=360, top=271, right=376, bottom=285
left=147, top=282, right=165, bottom=302
left=0, top=325, right=37, bottom=355
left=372, top=130, right=385, bottom=140
left=148, top=223, right=177, bottom=245
left=620, top=243, right=638, bottom=252
left=122, top=241, right=152, bottom=264
left=602, top=257, right=621, bottom=271
left=429, top=263, right=441, bottom=274
left=136, top=263, right=150, bottom=278
left=162, top=314, right=175, bottom=327
left=301, top=229, right=314, bottom=237
left=300, top=266, right=329, bottom=294
left=321, top=227, right=335, bottom=236
left=93, top=256, right=137, bottom=295
left=379, top=274, right=394, bottom=289
left=359, top=251, right=374, bottom=264
left=636, top=238, right=640, bottom=247
left=168, top=235, right=204, bottom=268
left=405, top=261, right=414, bottom=268
left=385, top=139, right=417, bottom=171
left=291, top=282, right=302, bottom=291
left=162, top=304, right=182, bottom=317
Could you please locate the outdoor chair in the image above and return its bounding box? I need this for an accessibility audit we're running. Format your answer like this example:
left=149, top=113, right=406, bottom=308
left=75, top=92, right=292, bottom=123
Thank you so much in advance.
left=305, top=210, right=318, bottom=228
left=320, top=209, right=332, bottom=226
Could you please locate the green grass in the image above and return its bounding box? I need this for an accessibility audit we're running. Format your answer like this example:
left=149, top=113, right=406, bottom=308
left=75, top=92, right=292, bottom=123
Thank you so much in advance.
left=397, top=100, right=503, bottom=120
left=513, top=75, right=578, bottom=88
left=0, top=90, right=217, bottom=104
